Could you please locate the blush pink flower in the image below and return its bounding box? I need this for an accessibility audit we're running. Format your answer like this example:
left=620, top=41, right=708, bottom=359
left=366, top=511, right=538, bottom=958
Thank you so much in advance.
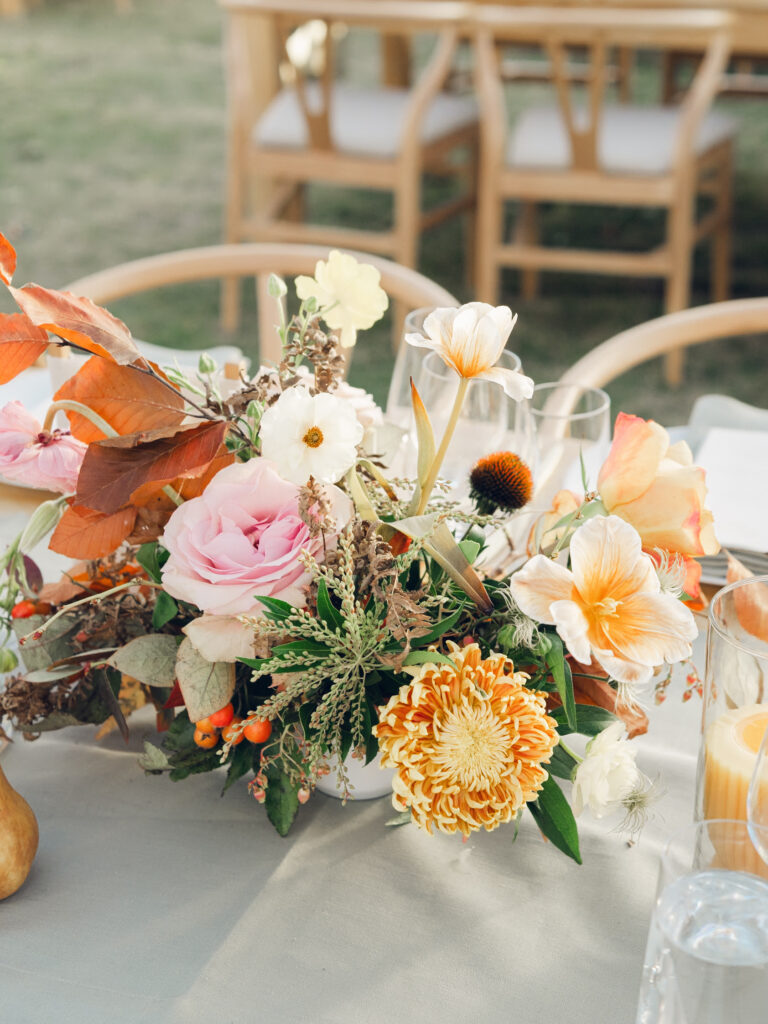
left=0, top=401, right=86, bottom=493
left=160, top=457, right=351, bottom=616
left=597, top=413, right=718, bottom=558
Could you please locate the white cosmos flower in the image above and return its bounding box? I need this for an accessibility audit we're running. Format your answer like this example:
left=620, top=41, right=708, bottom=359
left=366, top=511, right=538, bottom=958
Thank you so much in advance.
left=295, top=250, right=389, bottom=348
left=405, top=301, right=534, bottom=401
left=260, top=386, right=363, bottom=484
left=510, top=515, right=697, bottom=686
left=572, top=722, right=640, bottom=818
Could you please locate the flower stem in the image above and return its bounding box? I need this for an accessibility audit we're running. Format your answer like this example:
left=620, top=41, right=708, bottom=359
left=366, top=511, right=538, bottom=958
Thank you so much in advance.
left=416, top=376, right=468, bottom=515
left=43, top=400, right=115, bottom=439
left=559, top=739, right=583, bottom=765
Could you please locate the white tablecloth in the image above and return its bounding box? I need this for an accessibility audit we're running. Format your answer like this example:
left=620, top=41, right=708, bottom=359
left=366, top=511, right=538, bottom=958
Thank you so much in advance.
left=0, top=635, right=706, bottom=1023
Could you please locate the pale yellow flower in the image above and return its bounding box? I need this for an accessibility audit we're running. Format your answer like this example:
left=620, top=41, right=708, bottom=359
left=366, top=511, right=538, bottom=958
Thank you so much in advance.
left=295, top=250, right=389, bottom=348
left=405, top=302, right=534, bottom=400
left=375, top=642, right=558, bottom=836
left=510, top=515, right=697, bottom=687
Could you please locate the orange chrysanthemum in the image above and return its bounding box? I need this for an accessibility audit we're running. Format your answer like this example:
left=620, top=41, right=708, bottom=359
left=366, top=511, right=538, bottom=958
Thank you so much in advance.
left=375, top=643, right=558, bottom=836
left=470, top=451, right=533, bottom=514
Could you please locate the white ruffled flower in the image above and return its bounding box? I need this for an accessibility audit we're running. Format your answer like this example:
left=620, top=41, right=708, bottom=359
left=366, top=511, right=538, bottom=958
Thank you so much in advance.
left=259, top=385, right=363, bottom=485
left=405, top=302, right=534, bottom=401
left=572, top=722, right=640, bottom=819
left=295, top=250, right=389, bottom=348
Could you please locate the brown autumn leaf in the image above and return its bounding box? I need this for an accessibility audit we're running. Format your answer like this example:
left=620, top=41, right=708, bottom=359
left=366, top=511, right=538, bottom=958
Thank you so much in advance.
left=75, top=420, right=228, bottom=515
left=130, top=445, right=234, bottom=506
left=0, top=312, right=51, bottom=384
left=49, top=504, right=137, bottom=559
left=568, top=657, right=649, bottom=739
left=9, top=283, right=143, bottom=365
left=0, top=231, right=16, bottom=285
left=54, top=355, right=185, bottom=443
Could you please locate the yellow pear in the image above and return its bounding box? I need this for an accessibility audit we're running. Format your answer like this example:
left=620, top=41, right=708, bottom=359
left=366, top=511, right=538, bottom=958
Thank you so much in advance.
left=0, top=763, right=39, bottom=900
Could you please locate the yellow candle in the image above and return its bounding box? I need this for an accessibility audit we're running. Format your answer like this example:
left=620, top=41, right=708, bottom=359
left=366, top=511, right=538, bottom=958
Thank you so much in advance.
left=703, top=703, right=768, bottom=876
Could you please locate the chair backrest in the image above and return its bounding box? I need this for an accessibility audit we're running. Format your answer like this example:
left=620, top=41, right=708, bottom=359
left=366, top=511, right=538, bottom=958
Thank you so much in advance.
left=63, top=242, right=459, bottom=366
left=223, top=0, right=466, bottom=159
left=472, top=5, right=732, bottom=173
left=554, top=296, right=768, bottom=412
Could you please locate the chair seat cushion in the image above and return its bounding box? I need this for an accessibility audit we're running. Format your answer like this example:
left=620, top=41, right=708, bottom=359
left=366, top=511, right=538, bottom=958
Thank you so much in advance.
left=255, top=83, right=477, bottom=160
left=507, top=104, right=736, bottom=175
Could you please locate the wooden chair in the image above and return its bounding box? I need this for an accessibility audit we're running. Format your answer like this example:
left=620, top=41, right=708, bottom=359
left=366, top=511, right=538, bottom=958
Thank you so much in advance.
left=555, top=296, right=768, bottom=407
left=471, top=6, right=736, bottom=387
left=220, top=0, right=478, bottom=332
left=63, top=242, right=459, bottom=371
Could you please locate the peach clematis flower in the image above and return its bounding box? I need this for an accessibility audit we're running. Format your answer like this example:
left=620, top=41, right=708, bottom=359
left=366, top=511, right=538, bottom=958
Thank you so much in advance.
left=510, top=515, right=697, bottom=686
left=597, top=413, right=718, bottom=558
left=405, top=302, right=534, bottom=400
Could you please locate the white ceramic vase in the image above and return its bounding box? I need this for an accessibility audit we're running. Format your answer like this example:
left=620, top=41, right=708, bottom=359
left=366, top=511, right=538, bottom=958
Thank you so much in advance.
left=316, top=752, right=395, bottom=801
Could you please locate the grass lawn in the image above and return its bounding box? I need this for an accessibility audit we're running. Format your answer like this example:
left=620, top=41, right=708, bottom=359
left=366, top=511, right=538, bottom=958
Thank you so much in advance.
left=1, top=0, right=766, bottom=424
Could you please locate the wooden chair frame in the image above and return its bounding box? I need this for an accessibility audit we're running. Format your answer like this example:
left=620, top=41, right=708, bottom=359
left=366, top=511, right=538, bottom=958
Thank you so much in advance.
left=557, top=295, right=768, bottom=397
left=221, top=0, right=477, bottom=332
left=63, top=242, right=459, bottom=370
left=471, top=6, right=735, bottom=387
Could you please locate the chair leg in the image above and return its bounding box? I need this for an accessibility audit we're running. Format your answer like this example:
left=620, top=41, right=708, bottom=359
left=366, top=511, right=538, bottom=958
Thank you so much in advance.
left=463, top=144, right=479, bottom=292
left=474, top=168, right=502, bottom=305
left=711, top=149, right=733, bottom=304
left=393, top=169, right=422, bottom=337
left=516, top=202, right=540, bottom=301
left=663, top=184, right=695, bottom=387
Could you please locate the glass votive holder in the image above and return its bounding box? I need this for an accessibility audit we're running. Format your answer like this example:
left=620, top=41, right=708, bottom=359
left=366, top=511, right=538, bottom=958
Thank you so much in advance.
left=697, top=575, right=768, bottom=850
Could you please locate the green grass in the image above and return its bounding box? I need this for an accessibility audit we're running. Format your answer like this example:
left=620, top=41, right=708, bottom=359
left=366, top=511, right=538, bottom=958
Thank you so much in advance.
left=1, top=0, right=766, bottom=422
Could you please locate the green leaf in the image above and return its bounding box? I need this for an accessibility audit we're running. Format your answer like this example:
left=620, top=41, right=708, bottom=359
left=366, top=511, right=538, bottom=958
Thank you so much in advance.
left=136, top=542, right=162, bottom=583
left=316, top=579, right=344, bottom=632
left=544, top=635, right=577, bottom=731
left=138, top=740, right=172, bottom=773
left=458, top=539, right=481, bottom=565
left=152, top=591, right=178, bottom=630
left=339, top=729, right=353, bottom=763
left=107, top=634, right=178, bottom=689
left=402, top=650, right=456, bottom=670
left=385, top=811, right=412, bottom=828
left=550, top=704, right=617, bottom=737
left=162, top=711, right=221, bottom=780
left=412, top=608, right=463, bottom=647
left=547, top=744, right=578, bottom=780
left=410, top=379, right=435, bottom=490
left=528, top=776, right=582, bottom=864
left=175, top=637, right=235, bottom=723
left=362, top=699, right=379, bottom=765
left=272, top=639, right=330, bottom=657
left=395, top=517, right=492, bottom=613
left=221, top=741, right=254, bottom=795
left=256, top=596, right=294, bottom=621
left=264, top=762, right=300, bottom=837
left=13, top=613, right=79, bottom=672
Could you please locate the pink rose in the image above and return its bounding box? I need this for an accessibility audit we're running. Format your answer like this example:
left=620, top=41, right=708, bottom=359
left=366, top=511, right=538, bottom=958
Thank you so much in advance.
left=160, top=457, right=351, bottom=615
left=597, top=412, right=718, bottom=558
left=0, top=401, right=86, bottom=493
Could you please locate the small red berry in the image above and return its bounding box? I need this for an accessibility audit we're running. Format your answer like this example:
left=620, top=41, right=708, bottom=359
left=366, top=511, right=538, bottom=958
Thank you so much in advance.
left=208, top=703, right=235, bottom=729
left=11, top=600, right=37, bottom=620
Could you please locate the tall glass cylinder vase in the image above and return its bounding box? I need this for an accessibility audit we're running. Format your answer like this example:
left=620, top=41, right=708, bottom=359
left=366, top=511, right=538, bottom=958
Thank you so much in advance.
left=697, top=575, right=768, bottom=853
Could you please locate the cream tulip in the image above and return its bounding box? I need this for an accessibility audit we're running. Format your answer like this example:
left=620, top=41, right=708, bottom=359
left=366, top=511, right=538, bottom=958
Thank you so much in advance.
left=405, top=302, right=533, bottom=400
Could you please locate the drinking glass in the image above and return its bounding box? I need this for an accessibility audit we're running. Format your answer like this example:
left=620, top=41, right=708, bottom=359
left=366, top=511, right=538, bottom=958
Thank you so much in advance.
left=697, top=576, right=768, bottom=833
left=528, top=382, right=611, bottom=503
left=386, top=307, right=436, bottom=430
left=414, top=350, right=511, bottom=491
left=636, top=819, right=768, bottom=1024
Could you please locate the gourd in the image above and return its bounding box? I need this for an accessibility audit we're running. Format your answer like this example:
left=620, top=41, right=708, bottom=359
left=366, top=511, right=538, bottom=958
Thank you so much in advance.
left=0, top=764, right=38, bottom=900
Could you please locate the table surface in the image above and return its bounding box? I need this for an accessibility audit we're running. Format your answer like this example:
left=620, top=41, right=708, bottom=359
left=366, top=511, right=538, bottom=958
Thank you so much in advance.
left=0, top=476, right=709, bottom=1024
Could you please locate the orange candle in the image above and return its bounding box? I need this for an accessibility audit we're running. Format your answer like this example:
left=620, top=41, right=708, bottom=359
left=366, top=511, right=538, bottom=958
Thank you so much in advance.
left=703, top=703, right=768, bottom=876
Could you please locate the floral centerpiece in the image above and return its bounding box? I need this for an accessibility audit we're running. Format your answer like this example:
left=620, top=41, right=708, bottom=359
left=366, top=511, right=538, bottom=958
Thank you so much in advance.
left=0, top=233, right=717, bottom=858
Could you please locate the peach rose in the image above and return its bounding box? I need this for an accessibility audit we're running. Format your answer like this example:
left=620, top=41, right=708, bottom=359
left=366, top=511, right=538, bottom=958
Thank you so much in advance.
left=597, top=413, right=718, bottom=558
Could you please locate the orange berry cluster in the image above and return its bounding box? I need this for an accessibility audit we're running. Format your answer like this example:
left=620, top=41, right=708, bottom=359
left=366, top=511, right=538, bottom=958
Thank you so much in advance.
left=192, top=703, right=273, bottom=749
